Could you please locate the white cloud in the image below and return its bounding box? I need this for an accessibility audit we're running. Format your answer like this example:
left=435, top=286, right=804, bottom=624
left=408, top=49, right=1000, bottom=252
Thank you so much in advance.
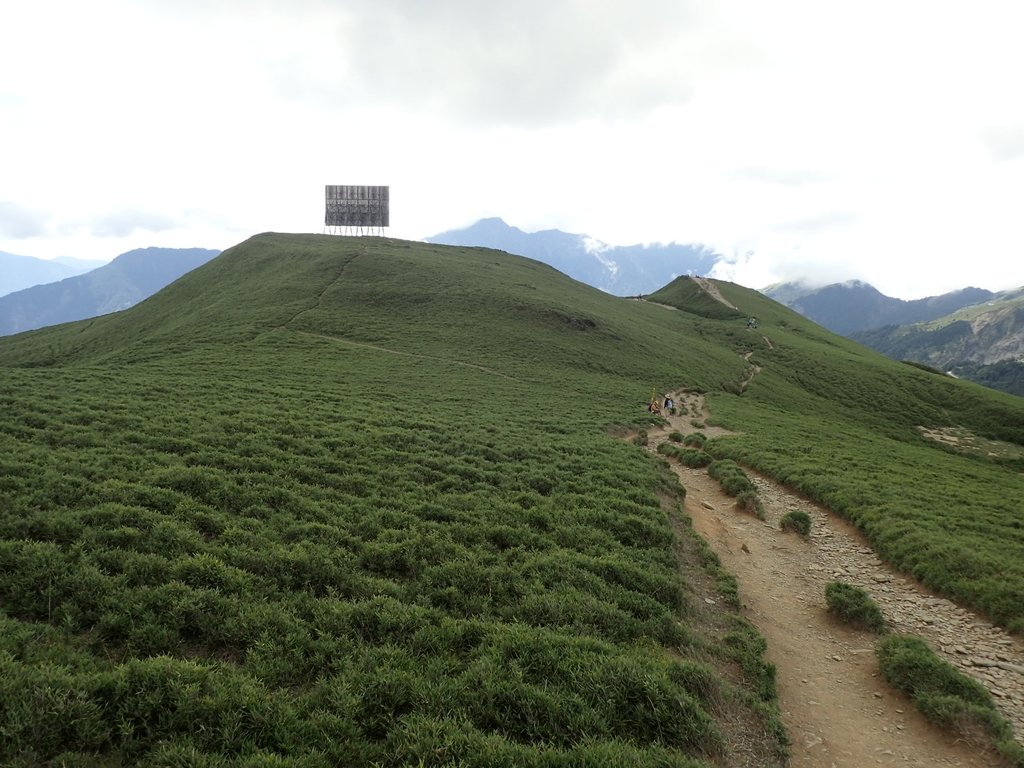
left=325, top=1, right=703, bottom=125
left=983, top=127, right=1024, bottom=162
left=0, top=0, right=1022, bottom=298
left=0, top=202, right=49, bottom=239
left=86, top=210, right=178, bottom=238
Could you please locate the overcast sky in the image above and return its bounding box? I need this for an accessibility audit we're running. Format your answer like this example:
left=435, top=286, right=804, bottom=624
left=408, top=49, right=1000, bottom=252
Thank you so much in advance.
left=2, top=1, right=1022, bottom=299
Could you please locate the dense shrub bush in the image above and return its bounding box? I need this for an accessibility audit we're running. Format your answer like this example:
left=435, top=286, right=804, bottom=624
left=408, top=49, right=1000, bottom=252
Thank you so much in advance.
left=656, top=443, right=713, bottom=468
left=824, top=581, right=886, bottom=633
left=721, top=616, right=778, bottom=704
left=779, top=510, right=811, bottom=536
left=707, top=460, right=764, bottom=518
left=876, top=634, right=1022, bottom=763
left=679, top=449, right=714, bottom=469
left=682, top=432, right=706, bottom=449
left=707, top=460, right=755, bottom=497
left=734, top=490, right=765, bottom=520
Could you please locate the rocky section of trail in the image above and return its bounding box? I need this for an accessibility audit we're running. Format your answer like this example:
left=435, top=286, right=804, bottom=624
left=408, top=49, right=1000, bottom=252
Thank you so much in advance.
left=644, top=391, right=1023, bottom=766
left=692, top=276, right=740, bottom=310
left=753, top=475, right=1024, bottom=743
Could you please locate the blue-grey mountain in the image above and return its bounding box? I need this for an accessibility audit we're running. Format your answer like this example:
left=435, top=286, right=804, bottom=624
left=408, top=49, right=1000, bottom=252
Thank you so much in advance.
left=0, top=251, right=108, bottom=298
left=761, top=280, right=994, bottom=336
left=425, top=217, right=720, bottom=296
left=764, top=280, right=1024, bottom=396
left=0, top=247, right=220, bottom=336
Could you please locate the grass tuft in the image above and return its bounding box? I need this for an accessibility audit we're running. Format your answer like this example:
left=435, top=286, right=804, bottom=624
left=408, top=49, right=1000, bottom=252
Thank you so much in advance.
left=876, top=634, right=1022, bottom=764
left=825, top=581, right=887, bottom=633
left=779, top=510, right=811, bottom=536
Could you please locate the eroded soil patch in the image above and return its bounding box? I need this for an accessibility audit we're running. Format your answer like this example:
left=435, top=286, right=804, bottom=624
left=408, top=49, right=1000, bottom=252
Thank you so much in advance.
left=918, top=425, right=1024, bottom=463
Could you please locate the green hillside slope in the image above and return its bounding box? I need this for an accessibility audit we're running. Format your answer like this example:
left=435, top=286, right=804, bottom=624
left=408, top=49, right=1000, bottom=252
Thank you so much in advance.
left=1, top=233, right=1022, bottom=766
left=652, top=277, right=1024, bottom=629
left=0, top=235, right=783, bottom=767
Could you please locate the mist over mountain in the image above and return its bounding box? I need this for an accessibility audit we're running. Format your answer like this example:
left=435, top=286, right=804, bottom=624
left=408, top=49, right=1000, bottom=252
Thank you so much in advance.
left=0, top=247, right=220, bottom=336
left=425, top=217, right=719, bottom=296
left=0, top=251, right=108, bottom=298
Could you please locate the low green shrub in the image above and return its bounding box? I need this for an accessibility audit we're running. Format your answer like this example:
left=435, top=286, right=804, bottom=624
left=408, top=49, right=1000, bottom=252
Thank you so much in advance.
left=680, top=450, right=714, bottom=469
left=996, top=739, right=1024, bottom=767
left=876, top=634, right=1020, bottom=762
left=779, top=510, right=811, bottom=536
left=708, top=460, right=764, bottom=518
left=682, top=433, right=706, bottom=449
left=707, top=460, right=756, bottom=497
left=721, top=616, right=777, bottom=704
left=668, top=431, right=684, bottom=443
left=824, top=581, right=886, bottom=633
left=677, top=516, right=740, bottom=609
left=656, top=443, right=713, bottom=468
left=632, top=430, right=648, bottom=447
left=0, top=235, right=829, bottom=765
left=734, top=490, right=765, bottom=520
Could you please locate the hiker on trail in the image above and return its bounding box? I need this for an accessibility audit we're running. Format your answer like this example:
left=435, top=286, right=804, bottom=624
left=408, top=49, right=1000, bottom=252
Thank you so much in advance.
left=648, top=400, right=660, bottom=414
left=664, top=395, right=674, bottom=412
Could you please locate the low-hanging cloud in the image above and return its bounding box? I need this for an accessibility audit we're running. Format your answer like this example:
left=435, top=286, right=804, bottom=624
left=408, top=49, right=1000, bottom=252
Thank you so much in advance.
left=4, top=0, right=1023, bottom=296
left=733, top=167, right=835, bottom=187
left=87, top=210, right=177, bottom=238
left=326, top=0, right=703, bottom=126
left=775, top=211, right=858, bottom=233
left=0, top=201, right=49, bottom=239
left=982, top=126, right=1024, bottom=162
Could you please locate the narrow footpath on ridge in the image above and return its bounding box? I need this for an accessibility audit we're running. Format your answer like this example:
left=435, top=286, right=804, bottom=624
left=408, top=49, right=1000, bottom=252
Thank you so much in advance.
left=645, top=390, right=1024, bottom=767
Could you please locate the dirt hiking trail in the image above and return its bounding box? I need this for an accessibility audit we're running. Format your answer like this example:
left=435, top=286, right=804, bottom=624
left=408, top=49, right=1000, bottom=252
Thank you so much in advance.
left=646, top=390, right=1024, bottom=767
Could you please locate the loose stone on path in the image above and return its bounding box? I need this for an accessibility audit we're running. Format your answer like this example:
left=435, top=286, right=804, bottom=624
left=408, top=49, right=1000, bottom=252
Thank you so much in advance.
left=751, top=474, right=1024, bottom=742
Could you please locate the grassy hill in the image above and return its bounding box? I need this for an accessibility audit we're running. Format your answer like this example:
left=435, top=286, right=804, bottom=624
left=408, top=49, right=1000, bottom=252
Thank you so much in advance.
left=1, top=233, right=1022, bottom=766
left=649, top=276, right=1024, bottom=628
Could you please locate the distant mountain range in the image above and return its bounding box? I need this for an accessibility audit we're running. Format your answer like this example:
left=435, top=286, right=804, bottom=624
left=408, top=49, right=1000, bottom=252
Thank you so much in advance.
left=763, top=280, right=1024, bottom=396
left=425, top=220, right=1022, bottom=396
left=7, top=222, right=1019, bottom=396
left=0, top=251, right=108, bottom=297
left=0, top=247, right=220, bottom=336
left=760, top=279, right=996, bottom=336
left=426, top=217, right=719, bottom=296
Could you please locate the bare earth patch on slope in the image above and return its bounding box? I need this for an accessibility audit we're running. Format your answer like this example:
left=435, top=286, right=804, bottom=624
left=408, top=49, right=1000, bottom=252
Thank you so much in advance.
left=918, top=425, right=1024, bottom=463
left=692, top=277, right=740, bottom=311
